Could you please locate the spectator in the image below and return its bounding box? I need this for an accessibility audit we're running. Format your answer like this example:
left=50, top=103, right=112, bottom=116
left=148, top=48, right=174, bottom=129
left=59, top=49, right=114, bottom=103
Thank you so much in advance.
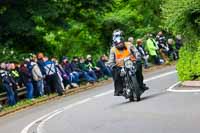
left=31, top=57, right=44, bottom=97
left=85, top=55, right=103, bottom=79
left=14, top=63, right=23, bottom=87
left=37, top=53, right=46, bottom=76
left=175, top=35, right=183, bottom=59
left=62, top=56, right=80, bottom=85
left=167, top=38, right=178, bottom=60
left=19, top=61, right=34, bottom=100
left=128, top=37, right=134, bottom=44
left=7, top=63, right=19, bottom=102
left=156, top=31, right=170, bottom=63
left=146, top=34, right=161, bottom=65
left=71, top=56, right=96, bottom=84
left=79, top=57, right=97, bottom=81
left=10, top=63, right=20, bottom=83
left=43, top=57, right=63, bottom=96
left=0, top=63, right=16, bottom=106
left=52, top=57, right=77, bottom=90
left=156, top=31, right=166, bottom=48
left=136, top=39, right=150, bottom=69
left=96, top=55, right=112, bottom=77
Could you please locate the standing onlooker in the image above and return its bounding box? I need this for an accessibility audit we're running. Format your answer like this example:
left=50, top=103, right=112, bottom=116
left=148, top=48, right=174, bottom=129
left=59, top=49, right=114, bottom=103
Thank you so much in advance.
left=8, top=63, right=19, bottom=102
left=43, top=57, right=63, bottom=96
left=37, top=53, right=46, bottom=76
left=146, top=34, right=161, bottom=65
left=36, top=53, right=50, bottom=95
left=15, top=63, right=23, bottom=87
left=0, top=63, right=16, bottom=106
left=19, top=61, right=34, bottom=100
left=31, top=57, right=44, bottom=97
left=136, top=39, right=149, bottom=69
left=175, top=35, right=183, bottom=59
left=167, top=38, right=178, bottom=60
left=96, top=55, right=112, bottom=77
left=10, top=63, right=21, bottom=87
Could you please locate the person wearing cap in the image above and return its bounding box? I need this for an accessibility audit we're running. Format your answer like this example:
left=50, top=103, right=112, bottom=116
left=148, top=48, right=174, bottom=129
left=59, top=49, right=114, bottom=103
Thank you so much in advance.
left=107, top=31, right=148, bottom=96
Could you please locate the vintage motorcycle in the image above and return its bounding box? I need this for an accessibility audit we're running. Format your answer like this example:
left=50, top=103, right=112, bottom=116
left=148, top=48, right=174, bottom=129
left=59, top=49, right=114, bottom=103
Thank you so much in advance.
left=120, top=56, right=142, bottom=101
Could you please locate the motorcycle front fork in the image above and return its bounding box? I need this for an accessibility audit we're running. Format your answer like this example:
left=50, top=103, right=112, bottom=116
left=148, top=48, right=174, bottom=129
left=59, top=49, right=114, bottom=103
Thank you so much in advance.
left=122, top=77, right=131, bottom=98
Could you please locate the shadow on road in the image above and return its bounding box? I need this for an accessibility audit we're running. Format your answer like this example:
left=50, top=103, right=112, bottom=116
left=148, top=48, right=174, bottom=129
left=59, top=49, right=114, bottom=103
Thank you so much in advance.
left=111, top=91, right=169, bottom=108
left=141, top=91, right=169, bottom=101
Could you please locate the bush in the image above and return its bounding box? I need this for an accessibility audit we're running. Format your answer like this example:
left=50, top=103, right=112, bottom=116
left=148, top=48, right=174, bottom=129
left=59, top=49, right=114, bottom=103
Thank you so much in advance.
left=177, top=42, right=200, bottom=81
left=162, top=0, right=200, bottom=81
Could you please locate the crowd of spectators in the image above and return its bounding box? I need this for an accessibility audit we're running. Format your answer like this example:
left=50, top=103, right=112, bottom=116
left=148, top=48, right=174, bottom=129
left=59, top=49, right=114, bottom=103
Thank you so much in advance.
left=0, top=31, right=183, bottom=107
left=0, top=53, right=112, bottom=106
left=145, top=32, right=183, bottom=66
left=131, top=32, right=183, bottom=68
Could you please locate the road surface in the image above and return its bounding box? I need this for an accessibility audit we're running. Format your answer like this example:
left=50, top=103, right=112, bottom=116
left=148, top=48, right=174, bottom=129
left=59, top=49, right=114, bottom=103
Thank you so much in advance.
left=0, top=66, right=200, bottom=133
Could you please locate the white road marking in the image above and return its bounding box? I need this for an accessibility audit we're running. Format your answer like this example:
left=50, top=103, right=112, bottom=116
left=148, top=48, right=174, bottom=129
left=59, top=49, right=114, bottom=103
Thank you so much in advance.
left=21, top=70, right=177, bottom=133
left=143, top=70, right=177, bottom=82
left=167, top=81, right=200, bottom=92
left=93, top=90, right=114, bottom=98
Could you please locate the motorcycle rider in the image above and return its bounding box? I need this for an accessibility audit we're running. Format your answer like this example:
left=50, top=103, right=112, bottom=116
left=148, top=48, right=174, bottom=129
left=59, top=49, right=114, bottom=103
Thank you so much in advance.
left=108, top=30, right=149, bottom=96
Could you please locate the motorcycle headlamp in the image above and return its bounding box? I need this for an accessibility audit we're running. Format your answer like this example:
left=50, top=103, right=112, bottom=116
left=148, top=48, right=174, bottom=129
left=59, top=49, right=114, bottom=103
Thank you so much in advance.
left=125, top=60, right=133, bottom=69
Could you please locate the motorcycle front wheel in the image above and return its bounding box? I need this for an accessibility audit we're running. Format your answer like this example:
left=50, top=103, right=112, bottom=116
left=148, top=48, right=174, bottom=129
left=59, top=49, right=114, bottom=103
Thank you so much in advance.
left=127, top=75, right=140, bottom=102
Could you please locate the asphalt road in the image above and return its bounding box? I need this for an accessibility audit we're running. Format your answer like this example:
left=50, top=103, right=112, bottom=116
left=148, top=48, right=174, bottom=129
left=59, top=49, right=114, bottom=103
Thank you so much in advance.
left=0, top=66, right=200, bottom=133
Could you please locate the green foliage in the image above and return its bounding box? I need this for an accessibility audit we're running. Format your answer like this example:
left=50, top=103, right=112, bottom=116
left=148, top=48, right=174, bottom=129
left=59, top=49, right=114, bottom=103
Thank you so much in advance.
left=101, top=0, right=162, bottom=48
left=0, top=46, right=32, bottom=63
left=0, top=0, right=162, bottom=62
left=177, top=42, right=200, bottom=81
left=162, top=0, right=200, bottom=42
left=162, top=0, right=200, bottom=81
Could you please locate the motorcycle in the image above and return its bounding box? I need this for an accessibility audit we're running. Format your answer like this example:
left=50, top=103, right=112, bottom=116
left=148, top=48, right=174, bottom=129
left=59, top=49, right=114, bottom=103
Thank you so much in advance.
left=120, top=56, right=142, bottom=102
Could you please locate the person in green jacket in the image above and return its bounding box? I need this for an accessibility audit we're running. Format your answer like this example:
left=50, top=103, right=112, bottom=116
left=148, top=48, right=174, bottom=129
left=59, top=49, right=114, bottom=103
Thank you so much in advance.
left=146, top=34, right=161, bottom=65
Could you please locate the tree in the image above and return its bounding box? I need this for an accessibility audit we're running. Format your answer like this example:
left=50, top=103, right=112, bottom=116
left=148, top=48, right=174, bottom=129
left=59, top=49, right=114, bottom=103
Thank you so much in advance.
left=0, top=0, right=163, bottom=61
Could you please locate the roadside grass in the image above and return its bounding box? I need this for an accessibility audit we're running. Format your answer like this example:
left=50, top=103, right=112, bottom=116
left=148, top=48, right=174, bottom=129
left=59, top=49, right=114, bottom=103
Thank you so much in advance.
left=1, top=93, right=57, bottom=112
